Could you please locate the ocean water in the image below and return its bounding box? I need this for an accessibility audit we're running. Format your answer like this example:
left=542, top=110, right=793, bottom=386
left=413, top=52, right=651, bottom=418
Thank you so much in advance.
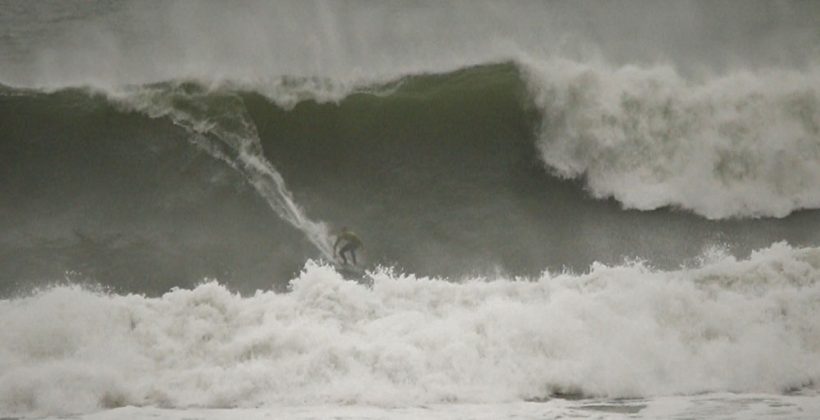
left=1, top=1, right=819, bottom=418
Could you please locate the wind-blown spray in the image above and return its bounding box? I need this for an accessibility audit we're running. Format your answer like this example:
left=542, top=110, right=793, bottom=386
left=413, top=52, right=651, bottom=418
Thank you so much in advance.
left=114, top=83, right=335, bottom=259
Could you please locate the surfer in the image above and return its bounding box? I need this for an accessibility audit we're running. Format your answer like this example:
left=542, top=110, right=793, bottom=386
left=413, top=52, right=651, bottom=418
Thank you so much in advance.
left=334, top=226, right=363, bottom=265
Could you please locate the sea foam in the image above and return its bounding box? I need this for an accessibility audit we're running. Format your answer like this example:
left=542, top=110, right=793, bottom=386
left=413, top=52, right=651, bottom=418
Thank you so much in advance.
left=1, top=242, right=818, bottom=416
left=524, top=58, right=820, bottom=219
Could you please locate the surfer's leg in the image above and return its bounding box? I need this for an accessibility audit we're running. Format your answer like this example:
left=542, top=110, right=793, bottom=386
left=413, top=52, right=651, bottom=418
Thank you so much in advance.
left=351, top=249, right=357, bottom=265
left=340, top=244, right=353, bottom=265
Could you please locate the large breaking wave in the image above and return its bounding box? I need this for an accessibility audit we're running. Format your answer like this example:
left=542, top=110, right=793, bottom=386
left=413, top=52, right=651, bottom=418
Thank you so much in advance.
left=2, top=60, right=820, bottom=294
left=10, top=57, right=820, bottom=223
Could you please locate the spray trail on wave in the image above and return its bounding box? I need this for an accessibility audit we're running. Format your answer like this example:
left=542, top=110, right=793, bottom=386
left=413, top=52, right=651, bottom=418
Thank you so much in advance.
left=112, top=83, right=335, bottom=260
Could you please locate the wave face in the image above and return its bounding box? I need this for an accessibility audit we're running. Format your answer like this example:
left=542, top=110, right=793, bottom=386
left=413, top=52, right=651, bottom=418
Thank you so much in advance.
left=2, top=63, right=820, bottom=294
left=1, top=243, right=819, bottom=416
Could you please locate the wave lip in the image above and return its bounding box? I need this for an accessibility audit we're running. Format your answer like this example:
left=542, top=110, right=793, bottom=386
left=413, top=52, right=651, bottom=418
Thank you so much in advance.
left=1, top=242, right=819, bottom=416
left=524, top=58, right=820, bottom=219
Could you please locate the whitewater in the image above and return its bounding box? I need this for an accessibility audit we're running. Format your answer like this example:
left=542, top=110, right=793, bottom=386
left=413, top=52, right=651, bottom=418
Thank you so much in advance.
left=1, top=1, right=820, bottom=419
left=2, top=243, right=819, bottom=418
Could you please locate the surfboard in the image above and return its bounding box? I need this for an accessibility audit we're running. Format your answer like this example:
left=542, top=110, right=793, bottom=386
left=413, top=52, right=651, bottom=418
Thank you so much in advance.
left=333, top=261, right=367, bottom=281
left=334, top=262, right=364, bottom=274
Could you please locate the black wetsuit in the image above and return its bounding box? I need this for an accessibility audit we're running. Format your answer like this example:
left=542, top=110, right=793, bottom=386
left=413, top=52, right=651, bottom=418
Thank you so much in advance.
left=335, top=231, right=363, bottom=265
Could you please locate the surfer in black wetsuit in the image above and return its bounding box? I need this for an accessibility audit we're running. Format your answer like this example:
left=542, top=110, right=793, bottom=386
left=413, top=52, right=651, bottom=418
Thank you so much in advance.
left=334, top=227, right=363, bottom=265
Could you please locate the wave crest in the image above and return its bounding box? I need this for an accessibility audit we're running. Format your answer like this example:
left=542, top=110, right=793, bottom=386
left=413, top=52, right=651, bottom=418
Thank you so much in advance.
left=524, top=59, right=820, bottom=219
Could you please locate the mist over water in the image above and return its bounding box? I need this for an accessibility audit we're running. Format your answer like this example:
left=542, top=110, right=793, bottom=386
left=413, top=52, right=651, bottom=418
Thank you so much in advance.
left=1, top=1, right=820, bottom=417
left=2, top=1, right=819, bottom=87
